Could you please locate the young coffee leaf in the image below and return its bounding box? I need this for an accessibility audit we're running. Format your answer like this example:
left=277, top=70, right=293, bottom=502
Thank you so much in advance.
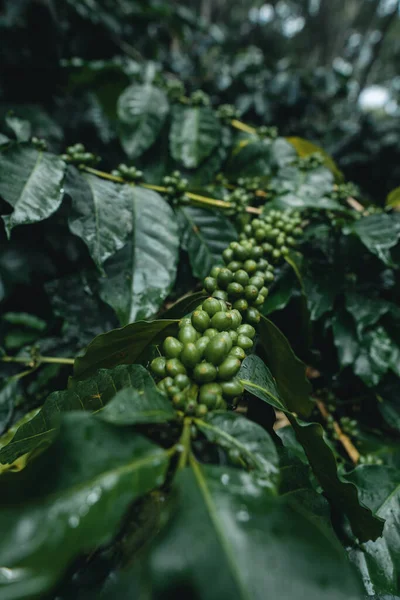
left=170, top=105, right=221, bottom=168
left=66, top=167, right=132, bottom=270
left=346, top=465, right=400, bottom=597
left=0, top=413, right=170, bottom=600
left=127, top=463, right=362, bottom=600
left=73, top=319, right=178, bottom=381
left=197, top=412, right=279, bottom=487
left=258, top=316, right=313, bottom=416
left=99, top=187, right=179, bottom=324
left=239, top=355, right=384, bottom=543
left=178, top=206, right=238, bottom=280
left=117, top=83, right=169, bottom=158
left=0, top=364, right=150, bottom=464
left=351, top=214, right=400, bottom=266
left=0, top=145, right=66, bottom=235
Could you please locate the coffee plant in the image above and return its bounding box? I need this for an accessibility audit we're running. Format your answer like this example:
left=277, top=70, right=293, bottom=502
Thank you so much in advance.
left=1, top=22, right=400, bottom=600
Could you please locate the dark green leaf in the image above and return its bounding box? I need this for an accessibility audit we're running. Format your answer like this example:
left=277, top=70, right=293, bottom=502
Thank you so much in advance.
left=66, top=167, right=132, bottom=270
left=0, top=364, right=148, bottom=464
left=332, top=308, right=360, bottom=368
left=269, top=164, right=339, bottom=211
left=98, top=372, right=176, bottom=426
left=0, top=413, right=170, bottom=600
left=170, top=106, right=221, bottom=168
left=258, top=316, right=313, bottom=416
left=197, top=411, right=279, bottom=485
left=130, top=463, right=362, bottom=600
left=345, top=292, right=392, bottom=336
left=303, top=270, right=340, bottom=320
left=178, top=206, right=238, bottom=280
left=73, top=319, right=178, bottom=381
left=261, top=264, right=295, bottom=315
left=0, top=379, right=16, bottom=436
left=117, top=84, right=169, bottom=158
left=5, top=115, right=31, bottom=142
left=3, top=312, right=46, bottom=331
left=239, top=356, right=383, bottom=542
left=160, top=291, right=208, bottom=319
left=354, top=327, right=396, bottom=388
left=99, top=187, right=179, bottom=324
left=347, top=465, right=400, bottom=597
left=0, top=146, right=66, bottom=235
left=351, top=214, right=400, bottom=265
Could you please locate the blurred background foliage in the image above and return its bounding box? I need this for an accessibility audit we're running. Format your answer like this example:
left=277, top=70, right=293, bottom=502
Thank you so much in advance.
left=1, top=0, right=400, bottom=199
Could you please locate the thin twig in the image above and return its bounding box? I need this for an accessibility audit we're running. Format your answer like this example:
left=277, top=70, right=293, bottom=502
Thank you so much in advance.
left=230, top=119, right=257, bottom=134
left=316, top=399, right=360, bottom=465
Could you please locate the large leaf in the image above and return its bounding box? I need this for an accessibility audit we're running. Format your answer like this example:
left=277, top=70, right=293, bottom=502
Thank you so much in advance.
left=258, top=316, right=313, bottom=416
left=0, top=145, right=66, bottom=235
left=170, top=105, right=221, bottom=169
left=0, top=364, right=149, bottom=464
left=351, top=214, right=400, bottom=265
left=66, top=167, right=132, bottom=270
left=73, top=319, right=178, bottom=381
left=178, top=206, right=238, bottom=280
left=99, top=187, right=179, bottom=324
left=345, top=292, right=392, bottom=336
left=197, top=411, right=279, bottom=486
left=160, top=291, right=208, bottom=319
left=0, top=413, right=170, bottom=600
left=332, top=308, right=360, bottom=368
left=239, top=355, right=384, bottom=542
left=346, top=465, right=400, bottom=597
left=117, top=83, right=169, bottom=158
left=268, top=164, right=339, bottom=211
left=98, top=376, right=176, bottom=426
left=126, top=463, right=362, bottom=600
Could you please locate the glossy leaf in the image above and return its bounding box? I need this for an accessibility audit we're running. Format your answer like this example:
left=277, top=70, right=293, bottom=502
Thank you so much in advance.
left=268, top=164, right=339, bottom=211
left=347, top=465, right=400, bottom=597
left=66, top=167, right=132, bottom=269
left=386, top=186, right=400, bottom=208
left=178, top=206, right=238, bottom=280
left=332, top=308, right=360, bottom=368
left=0, top=145, right=66, bottom=235
left=117, top=83, right=169, bottom=158
left=0, top=413, right=170, bottom=600
left=99, top=187, right=179, bottom=324
left=73, top=319, right=178, bottom=381
left=160, top=291, right=208, bottom=319
left=345, top=292, right=392, bottom=336
left=130, top=463, right=362, bottom=600
left=98, top=374, right=176, bottom=426
left=197, top=411, right=279, bottom=486
left=0, top=364, right=148, bottom=464
left=351, top=214, right=400, bottom=265
left=240, top=355, right=384, bottom=543
left=170, top=105, right=221, bottom=168
left=258, top=316, right=313, bottom=416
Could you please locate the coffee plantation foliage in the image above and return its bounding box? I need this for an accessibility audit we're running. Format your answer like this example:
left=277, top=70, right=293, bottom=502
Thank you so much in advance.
left=0, top=72, right=400, bottom=600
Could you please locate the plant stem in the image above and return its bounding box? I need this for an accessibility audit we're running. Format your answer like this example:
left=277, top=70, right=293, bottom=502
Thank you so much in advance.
left=230, top=119, right=257, bottom=134
left=1, top=355, right=75, bottom=366
left=142, top=183, right=168, bottom=193
left=187, top=192, right=232, bottom=209
left=177, top=417, right=192, bottom=470
left=81, top=166, right=124, bottom=183
left=316, top=399, right=360, bottom=465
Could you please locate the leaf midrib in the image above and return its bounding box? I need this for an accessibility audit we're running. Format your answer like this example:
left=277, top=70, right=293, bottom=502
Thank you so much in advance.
left=189, top=456, right=252, bottom=600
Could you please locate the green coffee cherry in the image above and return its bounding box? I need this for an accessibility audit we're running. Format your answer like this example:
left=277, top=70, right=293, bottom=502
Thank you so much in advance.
left=211, top=311, right=233, bottom=331
left=193, top=362, right=217, bottom=383
left=218, top=356, right=241, bottom=380
left=180, top=343, right=201, bottom=369
left=234, top=270, right=249, bottom=286
left=204, top=336, right=230, bottom=365
left=220, top=378, right=244, bottom=399
left=163, top=337, right=183, bottom=358
left=237, top=324, right=256, bottom=339
left=202, top=297, right=221, bottom=317
left=196, top=336, right=210, bottom=358
left=191, top=310, right=211, bottom=332
left=150, top=356, right=166, bottom=378
left=204, top=276, right=217, bottom=293
left=199, top=382, right=223, bottom=408
left=246, top=307, right=261, bottom=325
left=230, top=346, right=246, bottom=360
left=179, top=325, right=198, bottom=344
left=166, top=358, right=187, bottom=377
left=175, top=373, right=191, bottom=390
left=237, top=334, right=253, bottom=350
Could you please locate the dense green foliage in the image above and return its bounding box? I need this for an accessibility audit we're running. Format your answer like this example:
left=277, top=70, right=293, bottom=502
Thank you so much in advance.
left=0, top=2, right=400, bottom=599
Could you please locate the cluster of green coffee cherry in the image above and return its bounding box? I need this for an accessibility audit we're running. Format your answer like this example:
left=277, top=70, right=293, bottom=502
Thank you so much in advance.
left=184, top=90, right=211, bottom=107
left=331, top=182, right=360, bottom=203
left=225, top=188, right=251, bottom=215
left=237, top=176, right=262, bottom=193
left=296, top=152, right=325, bottom=171
left=151, top=297, right=255, bottom=416
left=31, top=136, right=47, bottom=151
left=162, top=78, right=185, bottom=101
left=216, top=104, right=241, bottom=124
left=61, top=143, right=99, bottom=166
left=162, top=171, right=190, bottom=205
left=257, top=125, right=278, bottom=140
left=111, top=163, right=143, bottom=182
